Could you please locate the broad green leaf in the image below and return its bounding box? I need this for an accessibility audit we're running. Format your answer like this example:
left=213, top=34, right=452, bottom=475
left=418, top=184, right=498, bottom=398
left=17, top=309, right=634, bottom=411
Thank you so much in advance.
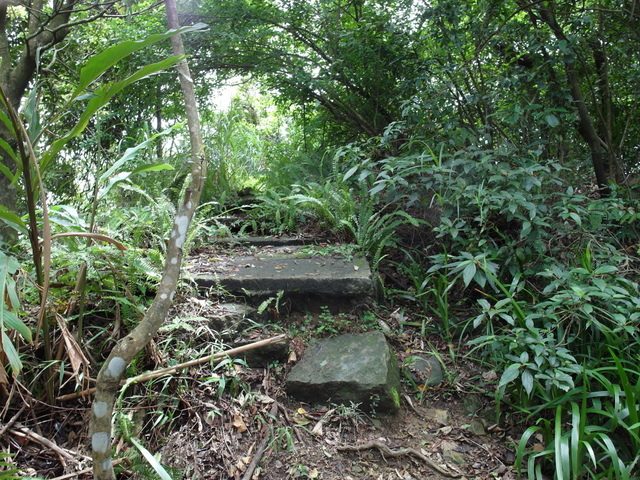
left=593, top=265, right=618, bottom=275
left=0, top=206, right=27, bottom=234
left=545, top=114, right=560, bottom=127
left=343, top=165, right=358, bottom=182
left=73, top=23, right=207, bottom=97
left=499, top=363, right=521, bottom=388
left=521, top=369, right=534, bottom=395
left=462, top=262, right=476, bottom=287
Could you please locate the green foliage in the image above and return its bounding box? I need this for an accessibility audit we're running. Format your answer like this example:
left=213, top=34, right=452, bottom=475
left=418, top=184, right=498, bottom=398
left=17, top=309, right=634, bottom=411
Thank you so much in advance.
left=0, top=453, right=21, bottom=480
left=516, top=355, right=640, bottom=479
left=0, top=252, right=32, bottom=376
left=129, top=437, right=179, bottom=480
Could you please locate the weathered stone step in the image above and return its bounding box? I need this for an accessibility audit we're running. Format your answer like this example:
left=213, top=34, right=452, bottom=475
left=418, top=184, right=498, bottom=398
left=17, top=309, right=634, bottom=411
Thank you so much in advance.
left=215, top=236, right=328, bottom=247
left=187, top=240, right=373, bottom=312
left=286, top=331, right=401, bottom=413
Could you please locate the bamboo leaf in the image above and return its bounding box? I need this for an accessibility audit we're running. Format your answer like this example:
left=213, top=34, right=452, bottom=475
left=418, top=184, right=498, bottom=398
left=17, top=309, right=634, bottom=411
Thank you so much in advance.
left=1, top=332, right=22, bottom=375
left=49, top=233, right=127, bottom=252
left=1, top=310, right=31, bottom=343
left=131, top=163, right=175, bottom=175
left=129, top=438, right=174, bottom=480
left=41, top=57, right=184, bottom=173
left=99, top=124, right=182, bottom=182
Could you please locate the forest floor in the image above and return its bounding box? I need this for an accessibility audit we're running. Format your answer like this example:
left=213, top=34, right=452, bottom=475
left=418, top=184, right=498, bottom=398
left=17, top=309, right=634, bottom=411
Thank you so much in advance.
left=7, top=240, right=533, bottom=480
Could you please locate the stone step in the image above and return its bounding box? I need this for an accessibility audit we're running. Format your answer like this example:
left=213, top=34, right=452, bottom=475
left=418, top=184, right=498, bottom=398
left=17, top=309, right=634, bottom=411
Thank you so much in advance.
left=187, top=239, right=373, bottom=313
left=214, top=236, right=328, bottom=247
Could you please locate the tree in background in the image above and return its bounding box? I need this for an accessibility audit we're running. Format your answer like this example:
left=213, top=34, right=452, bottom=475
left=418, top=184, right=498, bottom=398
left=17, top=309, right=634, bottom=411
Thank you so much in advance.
left=0, top=0, right=163, bottom=243
left=181, top=0, right=640, bottom=193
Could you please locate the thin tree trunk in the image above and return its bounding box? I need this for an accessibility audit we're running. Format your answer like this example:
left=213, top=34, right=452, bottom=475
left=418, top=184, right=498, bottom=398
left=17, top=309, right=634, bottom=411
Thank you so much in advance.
left=534, top=1, right=611, bottom=194
left=90, top=3, right=207, bottom=477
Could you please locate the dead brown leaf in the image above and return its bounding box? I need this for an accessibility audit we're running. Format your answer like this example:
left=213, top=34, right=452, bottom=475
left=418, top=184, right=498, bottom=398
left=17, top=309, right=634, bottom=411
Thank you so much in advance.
left=233, top=410, right=248, bottom=433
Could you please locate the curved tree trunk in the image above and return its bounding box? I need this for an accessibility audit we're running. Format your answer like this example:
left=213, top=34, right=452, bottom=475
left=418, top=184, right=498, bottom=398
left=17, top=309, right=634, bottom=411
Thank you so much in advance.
left=90, top=2, right=207, bottom=478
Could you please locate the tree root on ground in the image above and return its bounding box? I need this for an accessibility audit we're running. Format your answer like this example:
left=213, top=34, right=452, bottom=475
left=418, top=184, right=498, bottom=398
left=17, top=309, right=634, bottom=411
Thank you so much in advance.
left=336, top=441, right=463, bottom=478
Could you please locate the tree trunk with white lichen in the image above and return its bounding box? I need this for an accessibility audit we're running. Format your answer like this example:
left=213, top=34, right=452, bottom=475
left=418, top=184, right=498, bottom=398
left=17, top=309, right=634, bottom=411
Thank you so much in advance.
left=89, top=1, right=206, bottom=478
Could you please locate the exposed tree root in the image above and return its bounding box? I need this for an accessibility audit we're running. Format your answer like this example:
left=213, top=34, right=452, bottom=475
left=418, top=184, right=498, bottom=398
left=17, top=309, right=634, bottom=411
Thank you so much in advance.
left=336, top=441, right=463, bottom=478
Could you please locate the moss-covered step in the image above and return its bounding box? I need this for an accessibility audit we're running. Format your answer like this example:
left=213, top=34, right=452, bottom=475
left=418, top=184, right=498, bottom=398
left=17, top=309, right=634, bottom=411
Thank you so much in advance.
left=187, top=241, right=372, bottom=312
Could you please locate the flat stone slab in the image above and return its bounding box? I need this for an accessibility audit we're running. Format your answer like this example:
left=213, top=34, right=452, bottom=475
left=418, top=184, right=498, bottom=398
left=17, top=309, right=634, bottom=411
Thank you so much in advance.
left=188, top=243, right=372, bottom=311
left=215, top=236, right=327, bottom=247
left=286, top=331, right=401, bottom=413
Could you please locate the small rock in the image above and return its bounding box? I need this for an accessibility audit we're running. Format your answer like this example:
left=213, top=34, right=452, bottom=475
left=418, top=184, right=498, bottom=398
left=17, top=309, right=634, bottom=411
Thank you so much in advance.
left=441, top=441, right=466, bottom=465
left=209, top=303, right=255, bottom=339
left=463, top=394, right=484, bottom=416
left=403, top=355, right=444, bottom=388
left=425, top=408, right=450, bottom=425
left=468, top=419, right=486, bottom=436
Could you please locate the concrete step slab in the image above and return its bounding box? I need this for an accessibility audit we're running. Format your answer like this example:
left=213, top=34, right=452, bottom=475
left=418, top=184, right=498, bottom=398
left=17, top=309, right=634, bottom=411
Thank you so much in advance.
left=187, top=241, right=372, bottom=312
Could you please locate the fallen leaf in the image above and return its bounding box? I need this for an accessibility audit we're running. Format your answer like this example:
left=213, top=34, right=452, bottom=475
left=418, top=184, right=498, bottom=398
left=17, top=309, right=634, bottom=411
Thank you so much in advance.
left=255, top=394, right=275, bottom=404
left=308, top=468, right=319, bottom=478
left=233, top=411, right=248, bottom=433
left=288, top=350, right=297, bottom=362
left=293, top=415, right=310, bottom=426
left=275, top=265, right=286, bottom=269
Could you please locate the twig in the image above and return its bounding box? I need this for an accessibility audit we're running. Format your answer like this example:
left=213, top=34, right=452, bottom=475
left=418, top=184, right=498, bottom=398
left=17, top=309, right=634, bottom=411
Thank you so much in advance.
left=9, top=425, right=91, bottom=462
left=56, top=334, right=288, bottom=402
left=126, top=334, right=287, bottom=385
left=56, top=387, right=96, bottom=402
left=242, top=401, right=279, bottom=480
left=336, top=441, right=463, bottom=478
left=0, top=405, right=26, bottom=438
left=49, top=458, right=126, bottom=480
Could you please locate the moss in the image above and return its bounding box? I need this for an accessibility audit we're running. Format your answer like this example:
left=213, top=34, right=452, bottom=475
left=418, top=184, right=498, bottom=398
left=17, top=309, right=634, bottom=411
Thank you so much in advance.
left=391, top=387, right=400, bottom=409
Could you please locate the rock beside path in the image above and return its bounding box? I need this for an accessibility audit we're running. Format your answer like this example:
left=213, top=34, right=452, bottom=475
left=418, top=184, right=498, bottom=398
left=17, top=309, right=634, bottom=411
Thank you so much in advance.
left=286, top=331, right=401, bottom=413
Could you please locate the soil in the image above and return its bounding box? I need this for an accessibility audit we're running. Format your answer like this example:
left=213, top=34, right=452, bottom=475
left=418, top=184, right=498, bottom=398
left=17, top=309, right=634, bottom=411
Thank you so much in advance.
left=2, top=240, right=528, bottom=480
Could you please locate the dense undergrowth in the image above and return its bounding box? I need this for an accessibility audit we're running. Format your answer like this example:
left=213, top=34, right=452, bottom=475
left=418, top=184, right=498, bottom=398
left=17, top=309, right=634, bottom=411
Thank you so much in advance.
left=2, top=116, right=640, bottom=478
left=0, top=17, right=639, bottom=480
left=203, top=119, right=640, bottom=478
left=2, top=111, right=640, bottom=479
